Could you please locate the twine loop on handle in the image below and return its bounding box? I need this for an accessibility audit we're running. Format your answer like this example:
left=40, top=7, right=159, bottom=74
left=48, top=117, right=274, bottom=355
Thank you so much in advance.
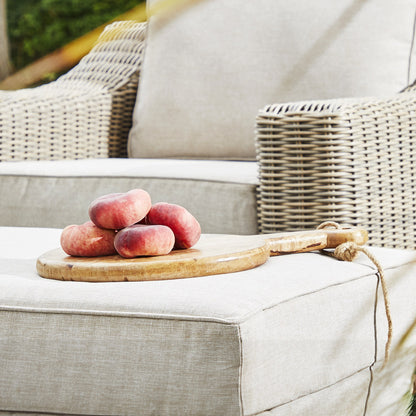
left=317, top=222, right=392, bottom=366
left=333, top=241, right=359, bottom=262
left=316, top=220, right=343, bottom=231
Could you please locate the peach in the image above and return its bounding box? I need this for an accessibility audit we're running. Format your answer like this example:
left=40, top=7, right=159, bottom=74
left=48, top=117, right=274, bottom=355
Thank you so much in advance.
left=114, top=224, right=175, bottom=258
left=60, top=221, right=117, bottom=257
left=88, top=189, right=151, bottom=230
left=147, top=202, right=201, bottom=249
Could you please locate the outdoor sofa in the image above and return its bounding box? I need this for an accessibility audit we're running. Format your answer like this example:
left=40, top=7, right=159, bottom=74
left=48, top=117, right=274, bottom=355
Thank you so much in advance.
left=1, top=1, right=416, bottom=415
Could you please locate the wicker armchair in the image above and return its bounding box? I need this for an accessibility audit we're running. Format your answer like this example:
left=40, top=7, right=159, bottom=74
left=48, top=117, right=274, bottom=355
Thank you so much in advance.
left=0, top=20, right=146, bottom=161
left=256, top=86, right=416, bottom=249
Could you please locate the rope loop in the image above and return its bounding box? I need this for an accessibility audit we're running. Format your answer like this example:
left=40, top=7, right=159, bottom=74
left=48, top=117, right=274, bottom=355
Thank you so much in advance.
left=316, top=221, right=343, bottom=230
left=317, top=222, right=392, bottom=367
left=333, top=241, right=360, bottom=262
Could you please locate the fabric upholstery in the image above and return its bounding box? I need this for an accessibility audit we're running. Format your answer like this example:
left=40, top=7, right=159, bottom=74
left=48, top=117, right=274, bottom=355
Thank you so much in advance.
left=129, top=0, right=416, bottom=160
left=0, top=158, right=258, bottom=235
left=1, top=227, right=416, bottom=415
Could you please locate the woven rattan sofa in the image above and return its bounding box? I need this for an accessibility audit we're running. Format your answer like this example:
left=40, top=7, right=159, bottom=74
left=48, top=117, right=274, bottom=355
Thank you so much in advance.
left=2, top=1, right=416, bottom=415
left=0, top=19, right=261, bottom=237
left=1, top=3, right=416, bottom=249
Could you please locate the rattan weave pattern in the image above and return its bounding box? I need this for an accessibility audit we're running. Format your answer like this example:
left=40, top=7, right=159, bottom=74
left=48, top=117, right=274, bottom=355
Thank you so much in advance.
left=0, top=21, right=147, bottom=161
left=256, top=88, right=416, bottom=249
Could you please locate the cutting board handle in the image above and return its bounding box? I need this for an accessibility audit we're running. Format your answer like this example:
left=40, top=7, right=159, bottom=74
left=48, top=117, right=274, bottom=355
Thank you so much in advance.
left=263, top=228, right=368, bottom=256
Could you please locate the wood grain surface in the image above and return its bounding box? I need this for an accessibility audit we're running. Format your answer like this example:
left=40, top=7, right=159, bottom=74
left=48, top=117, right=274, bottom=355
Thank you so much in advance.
left=36, top=228, right=368, bottom=282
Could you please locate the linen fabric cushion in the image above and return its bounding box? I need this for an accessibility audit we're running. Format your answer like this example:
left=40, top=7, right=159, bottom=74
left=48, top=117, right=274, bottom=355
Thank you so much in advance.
left=0, top=158, right=259, bottom=235
left=128, top=0, right=416, bottom=160
left=1, top=227, right=416, bottom=415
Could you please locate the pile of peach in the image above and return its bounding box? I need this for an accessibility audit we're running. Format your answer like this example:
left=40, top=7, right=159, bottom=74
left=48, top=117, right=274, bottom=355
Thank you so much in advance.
left=60, top=189, right=201, bottom=258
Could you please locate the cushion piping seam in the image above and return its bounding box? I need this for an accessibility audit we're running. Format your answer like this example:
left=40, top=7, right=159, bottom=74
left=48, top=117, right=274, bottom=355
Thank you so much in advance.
left=0, top=173, right=258, bottom=186
left=250, top=259, right=416, bottom=319
left=247, top=366, right=371, bottom=416
left=237, top=322, right=245, bottom=416
left=0, top=305, right=240, bottom=324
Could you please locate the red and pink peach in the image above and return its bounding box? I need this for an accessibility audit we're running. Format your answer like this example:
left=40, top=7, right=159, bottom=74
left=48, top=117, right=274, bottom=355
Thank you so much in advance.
left=114, top=224, right=175, bottom=258
left=88, top=189, right=151, bottom=230
left=147, top=202, right=201, bottom=249
left=60, top=221, right=117, bottom=257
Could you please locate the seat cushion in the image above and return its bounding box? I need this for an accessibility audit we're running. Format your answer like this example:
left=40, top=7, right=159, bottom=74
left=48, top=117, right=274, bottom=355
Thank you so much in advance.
left=1, top=227, right=416, bottom=415
left=128, top=0, right=416, bottom=160
left=0, top=158, right=259, bottom=235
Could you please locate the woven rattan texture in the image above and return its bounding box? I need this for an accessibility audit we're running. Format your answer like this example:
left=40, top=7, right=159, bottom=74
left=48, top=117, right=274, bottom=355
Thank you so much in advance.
left=0, top=21, right=147, bottom=161
left=256, top=89, right=416, bottom=249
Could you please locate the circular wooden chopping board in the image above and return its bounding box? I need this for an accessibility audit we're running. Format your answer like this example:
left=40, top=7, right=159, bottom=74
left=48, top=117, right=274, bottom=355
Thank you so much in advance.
left=36, top=234, right=270, bottom=282
left=36, top=228, right=368, bottom=282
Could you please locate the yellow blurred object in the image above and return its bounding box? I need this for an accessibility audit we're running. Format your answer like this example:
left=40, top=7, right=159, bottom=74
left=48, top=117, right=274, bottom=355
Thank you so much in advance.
left=63, top=5, right=149, bottom=64
left=0, top=3, right=149, bottom=90
left=0, top=0, right=202, bottom=90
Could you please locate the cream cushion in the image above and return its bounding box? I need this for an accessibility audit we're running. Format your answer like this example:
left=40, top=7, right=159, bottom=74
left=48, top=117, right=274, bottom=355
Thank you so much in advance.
left=1, top=227, right=416, bottom=415
left=0, top=158, right=258, bottom=234
left=129, top=0, right=416, bottom=160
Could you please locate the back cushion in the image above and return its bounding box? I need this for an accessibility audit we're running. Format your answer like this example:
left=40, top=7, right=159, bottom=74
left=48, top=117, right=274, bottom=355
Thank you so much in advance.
left=128, top=0, right=416, bottom=160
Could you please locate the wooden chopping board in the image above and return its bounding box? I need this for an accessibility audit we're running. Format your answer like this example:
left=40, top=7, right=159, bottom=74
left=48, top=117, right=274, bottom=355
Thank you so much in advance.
left=36, top=228, right=368, bottom=282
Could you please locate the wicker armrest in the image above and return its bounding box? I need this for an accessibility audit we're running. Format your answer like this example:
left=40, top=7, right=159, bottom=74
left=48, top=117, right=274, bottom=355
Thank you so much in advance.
left=0, top=21, right=147, bottom=162
left=256, top=88, right=416, bottom=249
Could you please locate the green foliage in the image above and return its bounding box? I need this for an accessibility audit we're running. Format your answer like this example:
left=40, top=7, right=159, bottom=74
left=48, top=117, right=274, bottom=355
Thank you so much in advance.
left=409, top=393, right=416, bottom=416
left=7, top=0, right=144, bottom=70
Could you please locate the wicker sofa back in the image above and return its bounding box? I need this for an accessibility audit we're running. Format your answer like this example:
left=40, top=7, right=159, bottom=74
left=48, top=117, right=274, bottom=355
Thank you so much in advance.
left=1, top=5, right=416, bottom=248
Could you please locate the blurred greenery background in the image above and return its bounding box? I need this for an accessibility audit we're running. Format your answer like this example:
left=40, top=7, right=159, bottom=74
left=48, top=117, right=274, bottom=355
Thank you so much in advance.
left=7, top=0, right=144, bottom=72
